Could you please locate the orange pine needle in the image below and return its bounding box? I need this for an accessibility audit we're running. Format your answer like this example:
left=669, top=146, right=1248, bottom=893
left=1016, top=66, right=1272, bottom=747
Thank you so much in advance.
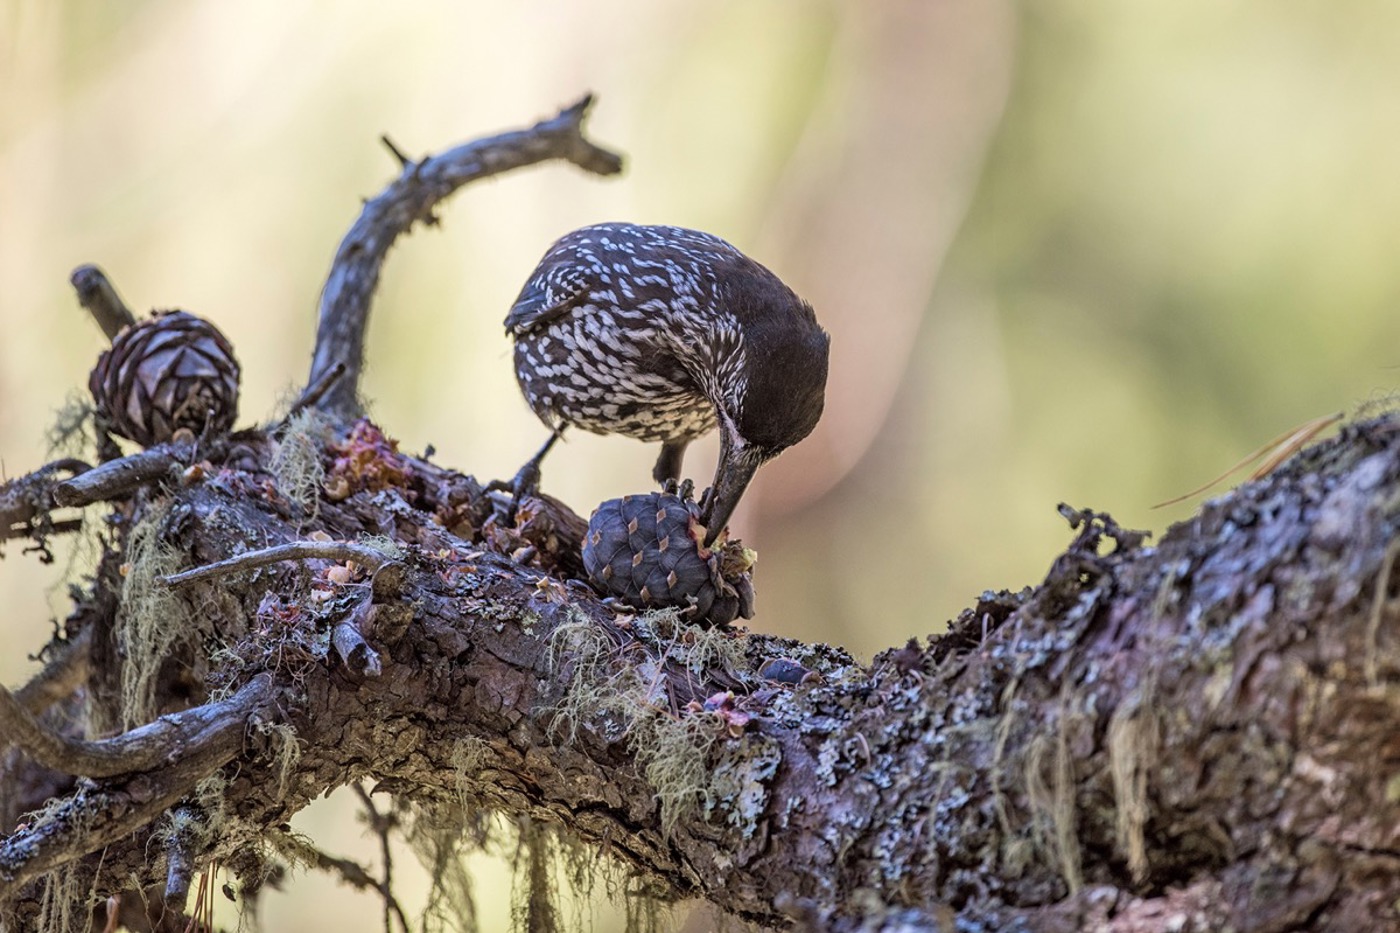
left=1152, top=412, right=1342, bottom=509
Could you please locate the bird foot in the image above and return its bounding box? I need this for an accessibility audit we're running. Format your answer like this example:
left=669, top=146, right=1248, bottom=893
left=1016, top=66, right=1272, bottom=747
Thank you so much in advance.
left=661, top=477, right=696, bottom=501
left=486, top=460, right=543, bottom=512
left=488, top=429, right=564, bottom=520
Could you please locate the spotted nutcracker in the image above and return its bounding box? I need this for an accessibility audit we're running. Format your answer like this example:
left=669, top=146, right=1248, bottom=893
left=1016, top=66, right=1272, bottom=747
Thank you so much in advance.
left=504, top=222, right=829, bottom=545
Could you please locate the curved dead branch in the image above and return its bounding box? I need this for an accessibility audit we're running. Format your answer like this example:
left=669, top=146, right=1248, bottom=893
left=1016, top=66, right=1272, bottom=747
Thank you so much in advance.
left=304, top=94, right=624, bottom=420
left=0, top=675, right=276, bottom=900
left=0, top=675, right=274, bottom=781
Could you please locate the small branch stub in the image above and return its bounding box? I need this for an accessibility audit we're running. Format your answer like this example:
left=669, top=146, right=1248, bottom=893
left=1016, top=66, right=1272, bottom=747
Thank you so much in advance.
left=53, top=440, right=201, bottom=507
left=71, top=264, right=137, bottom=341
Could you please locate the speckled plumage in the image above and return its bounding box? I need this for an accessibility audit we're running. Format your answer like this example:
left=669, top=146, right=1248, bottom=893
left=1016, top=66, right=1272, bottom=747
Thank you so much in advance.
left=505, top=222, right=829, bottom=541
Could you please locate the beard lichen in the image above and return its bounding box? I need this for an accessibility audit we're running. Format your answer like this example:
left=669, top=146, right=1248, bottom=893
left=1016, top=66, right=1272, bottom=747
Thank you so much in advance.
left=116, top=497, right=209, bottom=729
left=251, top=720, right=303, bottom=802
left=546, top=609, right=742, bottom=837
left=404, top=799, right=488, bottom=933
left=8, top=789, right=101, bottom=933
left=1107, top=685, right=1160, bottom=884
left=545, top=610, right=632, bottom=746
left=1022, top=688, right=1086, bottom=896
left=32, top=862, right=89, bottom=933
left=633, top=708, right=725, bottom=836
left=404, top=806, right=674, bottom=933
left=270, top=408, right=332, bottom=521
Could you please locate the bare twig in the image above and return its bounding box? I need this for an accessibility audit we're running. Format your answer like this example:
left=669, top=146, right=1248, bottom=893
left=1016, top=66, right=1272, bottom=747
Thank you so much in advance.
left=0, top=674, right=271, bottom=779
left=353, top=784, right=410, bottom=933
left=332, top=607, right=382, bottom=679
left=71, top=264, right=137, bottom=341
left=53, top=441, right=200, bottom=508
left=306, top=94, right=624, bottom=421
left=379, top=135, right=412, bottom=170
left=286, top=360, right=346, bottom=419
left=159, top=541, right=399, bottom=589
left=0, top=676, right=275, bottom=899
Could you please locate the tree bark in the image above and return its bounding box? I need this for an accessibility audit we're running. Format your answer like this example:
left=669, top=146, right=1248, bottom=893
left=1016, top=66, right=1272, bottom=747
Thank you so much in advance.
left=2, top=99, right=1399, bottom=933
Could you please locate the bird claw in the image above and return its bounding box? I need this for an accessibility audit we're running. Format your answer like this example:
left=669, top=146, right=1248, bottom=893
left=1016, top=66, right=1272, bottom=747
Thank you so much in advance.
left=486, top=461, right=542, bottom=521
left=661, top=477, right=696, bottom=501
left=489, top=429, right=563, bottom=520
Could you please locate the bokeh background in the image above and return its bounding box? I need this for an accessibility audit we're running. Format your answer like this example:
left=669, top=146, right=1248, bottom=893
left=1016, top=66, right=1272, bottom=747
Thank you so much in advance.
left=5, top=1, right=1400, bottom=929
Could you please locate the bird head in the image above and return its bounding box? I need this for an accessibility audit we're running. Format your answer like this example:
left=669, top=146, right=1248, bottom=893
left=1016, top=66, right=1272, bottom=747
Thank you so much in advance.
left=701, top=282, right=830, bottom=545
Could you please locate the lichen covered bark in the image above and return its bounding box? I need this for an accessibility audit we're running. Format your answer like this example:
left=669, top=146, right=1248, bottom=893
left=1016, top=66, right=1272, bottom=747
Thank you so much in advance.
left=5, top=411, right=1400, bottom=932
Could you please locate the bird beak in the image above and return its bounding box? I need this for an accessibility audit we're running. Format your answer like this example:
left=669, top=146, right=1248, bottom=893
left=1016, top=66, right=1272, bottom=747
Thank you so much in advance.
left=700, top=429, right=761, bottom=547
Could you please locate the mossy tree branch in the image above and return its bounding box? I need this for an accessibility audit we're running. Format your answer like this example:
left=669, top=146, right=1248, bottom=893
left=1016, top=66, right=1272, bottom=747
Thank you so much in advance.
left=3, top=416, right=1400, bottom=930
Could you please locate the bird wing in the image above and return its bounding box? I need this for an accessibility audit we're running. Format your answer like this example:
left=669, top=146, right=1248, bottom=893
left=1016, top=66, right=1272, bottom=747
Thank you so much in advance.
left=503, top=263, right=594, bottom=337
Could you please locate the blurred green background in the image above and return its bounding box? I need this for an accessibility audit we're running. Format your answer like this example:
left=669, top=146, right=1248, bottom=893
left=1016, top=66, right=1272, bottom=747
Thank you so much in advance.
left=4, top=0, right=1400, bottom=929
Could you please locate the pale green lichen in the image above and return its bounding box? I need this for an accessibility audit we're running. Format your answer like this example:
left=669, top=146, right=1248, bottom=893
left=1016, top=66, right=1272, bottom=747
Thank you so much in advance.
left=117, top=498, right=209, bottom=729
left=632, top=708, right=724, bottom=836
left=357, top=533, right=405, bottom=560
left=252, top=721, right=302, bottom=802
left=546, top=611, right=744, bottom=838
left=270, top=408, right=332, bottom=520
